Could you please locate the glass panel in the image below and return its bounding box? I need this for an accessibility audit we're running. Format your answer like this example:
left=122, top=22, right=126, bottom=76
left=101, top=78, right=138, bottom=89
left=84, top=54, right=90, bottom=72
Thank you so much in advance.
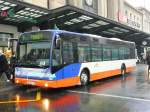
left=119, top=47, right=125, bottom=60
left=78, top=43, right=91, bottom=62
left=52, top=48, right=62, bottom=66
left=63, top=41, right=74, bottom=64
left=91, top=45, right=102, bottom=61
left=112, top=48, right=119, bottom=60
left=103, top=46, right=111, bottom=61
left=124, top=48, right=130, bottom=59
left=19, top=42, right=50, bottom=67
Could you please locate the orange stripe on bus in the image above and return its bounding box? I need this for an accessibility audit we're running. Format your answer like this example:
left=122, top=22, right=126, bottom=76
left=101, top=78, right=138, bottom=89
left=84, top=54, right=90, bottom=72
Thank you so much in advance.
left=15, top=77, right=80, bottom=88
left=90, top=66, right=135, bottom=81
left=15, top=66, right=135, bottom=88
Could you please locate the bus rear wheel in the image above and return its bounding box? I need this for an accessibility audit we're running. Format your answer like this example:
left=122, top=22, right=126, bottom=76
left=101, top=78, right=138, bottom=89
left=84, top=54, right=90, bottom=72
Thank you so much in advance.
left=80, top=70, right=89, bottom=86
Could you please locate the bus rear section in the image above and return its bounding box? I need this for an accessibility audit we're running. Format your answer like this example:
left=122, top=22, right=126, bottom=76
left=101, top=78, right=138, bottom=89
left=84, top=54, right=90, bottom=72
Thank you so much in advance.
left=15, top=30, right=136, bottom=88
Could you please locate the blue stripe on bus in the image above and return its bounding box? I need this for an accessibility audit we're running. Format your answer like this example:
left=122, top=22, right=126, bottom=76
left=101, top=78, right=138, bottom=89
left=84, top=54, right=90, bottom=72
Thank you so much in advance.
left=16, top=63, right=81, bottom=80
left=55, top=63, right=81, bottom=80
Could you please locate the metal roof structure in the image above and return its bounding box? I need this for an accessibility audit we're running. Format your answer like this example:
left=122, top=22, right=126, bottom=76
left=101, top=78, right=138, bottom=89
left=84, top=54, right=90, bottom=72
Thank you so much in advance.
left=39, top=5, right=150, bottom=45
left=0, top=0, right=49, bottom=31
left=0, top=0, right=150, bottom=45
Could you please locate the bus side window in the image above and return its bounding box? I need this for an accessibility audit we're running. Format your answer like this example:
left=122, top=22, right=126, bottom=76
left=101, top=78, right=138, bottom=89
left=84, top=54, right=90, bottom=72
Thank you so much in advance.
left=124, top=48, right=130, bottom=59
left=63, top=41, right=74, bottom=64
left=112, top=47, right=119, bottom=60
left=78, top=43, right=91, bottom=63
left=91, top=44, right=102, bottom=62
left=103, top=46, right=111, bottom=61
left=119, top=47, right=125, bottom=60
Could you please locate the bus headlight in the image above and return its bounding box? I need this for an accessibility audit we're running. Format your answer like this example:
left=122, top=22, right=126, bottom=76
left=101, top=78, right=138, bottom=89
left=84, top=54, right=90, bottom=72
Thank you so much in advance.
left=44, top=83, right=48, bottom=87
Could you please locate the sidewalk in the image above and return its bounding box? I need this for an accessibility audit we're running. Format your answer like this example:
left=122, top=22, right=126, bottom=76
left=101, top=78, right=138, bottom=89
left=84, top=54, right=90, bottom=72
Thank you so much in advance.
left=0, top=74, right=17, bottom=93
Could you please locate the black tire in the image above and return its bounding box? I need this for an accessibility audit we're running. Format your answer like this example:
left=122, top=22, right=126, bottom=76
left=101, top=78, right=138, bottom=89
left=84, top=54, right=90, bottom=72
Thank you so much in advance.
left=80, top=70, right=89, bottom=86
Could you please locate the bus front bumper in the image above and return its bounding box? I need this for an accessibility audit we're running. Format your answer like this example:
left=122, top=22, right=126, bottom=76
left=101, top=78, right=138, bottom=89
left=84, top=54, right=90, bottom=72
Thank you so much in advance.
left=15, top=77, right=80, bottom=88
left=15, top=78, right=58, bottom=88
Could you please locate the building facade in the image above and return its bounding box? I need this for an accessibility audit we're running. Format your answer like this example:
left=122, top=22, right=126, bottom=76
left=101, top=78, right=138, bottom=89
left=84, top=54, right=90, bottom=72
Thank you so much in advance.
left=19, top=0, right=48, bottom=8
left=0, top=24, right=18, bottom=53
left=20, top=0, right=108, bottom=17
left=137, top=7, right=150, bottom=33
left=123, top=1, right=143, bottom=30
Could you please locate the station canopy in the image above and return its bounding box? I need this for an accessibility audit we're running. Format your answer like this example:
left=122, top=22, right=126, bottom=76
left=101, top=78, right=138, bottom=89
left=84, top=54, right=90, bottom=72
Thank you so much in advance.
left=0, top=0, right=49, bottom=30
left=0, top=0, right=150, bottom=45
left=39, top=5, right=150, bottom=45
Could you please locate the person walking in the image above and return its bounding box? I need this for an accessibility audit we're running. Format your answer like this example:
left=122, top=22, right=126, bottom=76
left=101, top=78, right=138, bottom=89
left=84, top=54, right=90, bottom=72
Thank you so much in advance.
left=9, top=52, right=16, bottom=82
left=143, top=53, right=146, bottom=64
left=0, top=52, right=10, bottom=82
left=146, top=52, right=150, bottom=78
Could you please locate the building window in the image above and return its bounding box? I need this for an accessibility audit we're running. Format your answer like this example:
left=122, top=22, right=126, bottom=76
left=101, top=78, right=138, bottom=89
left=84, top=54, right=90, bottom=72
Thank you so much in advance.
left=134, top=15, right=136, bottom=21
left=137, top=17, right=139, bottom=22
left=125, top=10, right=128, bottom=16
left=130, top=13, right=132, bottom=20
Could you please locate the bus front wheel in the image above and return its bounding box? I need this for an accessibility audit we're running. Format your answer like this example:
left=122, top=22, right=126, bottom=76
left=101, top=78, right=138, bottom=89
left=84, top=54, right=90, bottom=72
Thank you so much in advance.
left=80, top=70, right=89, bottom=86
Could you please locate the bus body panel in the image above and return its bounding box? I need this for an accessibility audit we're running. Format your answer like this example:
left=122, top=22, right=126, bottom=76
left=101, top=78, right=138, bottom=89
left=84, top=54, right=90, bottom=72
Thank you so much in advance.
left=78, top=59, right=136, bottom=81
left=15, top=59, right=136, bottom=88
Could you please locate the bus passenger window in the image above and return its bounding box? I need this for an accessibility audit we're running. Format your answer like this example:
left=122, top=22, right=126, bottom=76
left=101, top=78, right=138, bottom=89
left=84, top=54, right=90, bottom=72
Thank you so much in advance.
left=112, top=48, right=119, bottom=60
left=91, top=45, right=102, bottom=62
left=119, top=47, right=125, bottom=60
left=124, top=48, right=130, bottom=59
left=63, top=41, right=74, bottom=64
left=103, top=47, right=111, bottom=61
left=78, top=43, right=91, bottom=63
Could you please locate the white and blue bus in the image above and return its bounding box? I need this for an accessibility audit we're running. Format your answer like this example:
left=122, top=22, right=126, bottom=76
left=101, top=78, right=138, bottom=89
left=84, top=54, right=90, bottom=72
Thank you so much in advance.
left=15, top=30, right=136, bottom=88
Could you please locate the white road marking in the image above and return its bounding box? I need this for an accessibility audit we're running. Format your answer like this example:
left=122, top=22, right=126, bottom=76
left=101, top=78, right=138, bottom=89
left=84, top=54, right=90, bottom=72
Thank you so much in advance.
left=68, top=90, right=150, bottom=102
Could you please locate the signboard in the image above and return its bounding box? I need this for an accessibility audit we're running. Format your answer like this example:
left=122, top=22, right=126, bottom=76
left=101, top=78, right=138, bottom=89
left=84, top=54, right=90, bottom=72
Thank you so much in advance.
left=118, top=11, right=127, bottom=23
left=0, top=8, right=14, bottom=17
left=19, top=32, right=51, bottom=43
left=0, top=8, right=37, bottom=23
left=127, top=19, right=141, bottom=28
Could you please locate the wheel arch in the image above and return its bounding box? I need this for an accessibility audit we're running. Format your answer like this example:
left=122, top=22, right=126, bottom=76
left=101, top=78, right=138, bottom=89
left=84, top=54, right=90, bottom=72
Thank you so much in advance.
left=81, top=67, right=90, bottom=75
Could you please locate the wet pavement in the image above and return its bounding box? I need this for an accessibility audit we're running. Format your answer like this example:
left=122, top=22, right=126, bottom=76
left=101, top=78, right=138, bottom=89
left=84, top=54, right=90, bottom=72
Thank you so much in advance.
left=0, top=64, right=150, bottom=112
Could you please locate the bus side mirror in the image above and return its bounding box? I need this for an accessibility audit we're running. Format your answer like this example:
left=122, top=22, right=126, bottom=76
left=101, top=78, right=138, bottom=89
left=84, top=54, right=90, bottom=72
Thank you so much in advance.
left=55, top=35, right=61, bottom=49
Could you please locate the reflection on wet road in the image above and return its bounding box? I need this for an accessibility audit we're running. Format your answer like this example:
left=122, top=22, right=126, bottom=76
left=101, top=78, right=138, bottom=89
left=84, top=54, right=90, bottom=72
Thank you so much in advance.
left=0, top=64, right=150, bottom=112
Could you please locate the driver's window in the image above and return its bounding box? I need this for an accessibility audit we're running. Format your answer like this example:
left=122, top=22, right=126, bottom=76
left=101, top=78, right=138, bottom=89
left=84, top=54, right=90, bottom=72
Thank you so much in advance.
left=52, top=48, right=62, bottom=66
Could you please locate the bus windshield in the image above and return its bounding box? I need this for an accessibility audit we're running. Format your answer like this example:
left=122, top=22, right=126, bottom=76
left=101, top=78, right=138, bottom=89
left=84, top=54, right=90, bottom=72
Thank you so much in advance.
left=18, top=31, right=52, bottom=68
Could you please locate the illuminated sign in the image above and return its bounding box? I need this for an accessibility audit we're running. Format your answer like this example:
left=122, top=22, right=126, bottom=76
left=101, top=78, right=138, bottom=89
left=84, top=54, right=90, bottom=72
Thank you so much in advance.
left=127, top=19, right=140, bottom=28
left=118, top=11, right=127, bottom=23
left=0, top=8, right=37, bottom=23
left=20, top=32, right=50, bottom=43
left=0, top=8, right=14, bottom=17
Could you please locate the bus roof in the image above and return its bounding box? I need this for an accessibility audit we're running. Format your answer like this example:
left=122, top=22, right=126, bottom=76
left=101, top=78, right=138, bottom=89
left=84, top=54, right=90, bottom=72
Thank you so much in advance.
left=21, top=29, right=135, bottom=44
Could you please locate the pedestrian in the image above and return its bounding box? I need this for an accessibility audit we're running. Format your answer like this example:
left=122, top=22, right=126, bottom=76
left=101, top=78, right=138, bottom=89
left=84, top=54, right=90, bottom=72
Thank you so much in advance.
left=9, top=52, right=16, bottom=82
left=146, top=52, right=150, bottom=78
left=143, top=54, right=146, bottom=64
left=0, top=52, right=10, bottom=82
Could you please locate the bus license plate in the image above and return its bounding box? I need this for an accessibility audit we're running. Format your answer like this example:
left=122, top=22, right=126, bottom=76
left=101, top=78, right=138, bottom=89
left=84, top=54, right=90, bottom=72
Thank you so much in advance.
left=28, top=81, right=35, bottom=85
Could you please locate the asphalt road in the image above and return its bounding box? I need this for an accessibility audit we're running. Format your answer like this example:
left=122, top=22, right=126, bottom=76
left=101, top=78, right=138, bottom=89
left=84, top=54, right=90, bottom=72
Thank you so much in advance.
left=0, top=64, right=150, bottom=112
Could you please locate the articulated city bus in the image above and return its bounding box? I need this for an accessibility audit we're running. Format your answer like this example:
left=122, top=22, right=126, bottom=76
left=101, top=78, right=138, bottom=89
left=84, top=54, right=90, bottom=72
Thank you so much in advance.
left=15, top=30, right=136, bottom=88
